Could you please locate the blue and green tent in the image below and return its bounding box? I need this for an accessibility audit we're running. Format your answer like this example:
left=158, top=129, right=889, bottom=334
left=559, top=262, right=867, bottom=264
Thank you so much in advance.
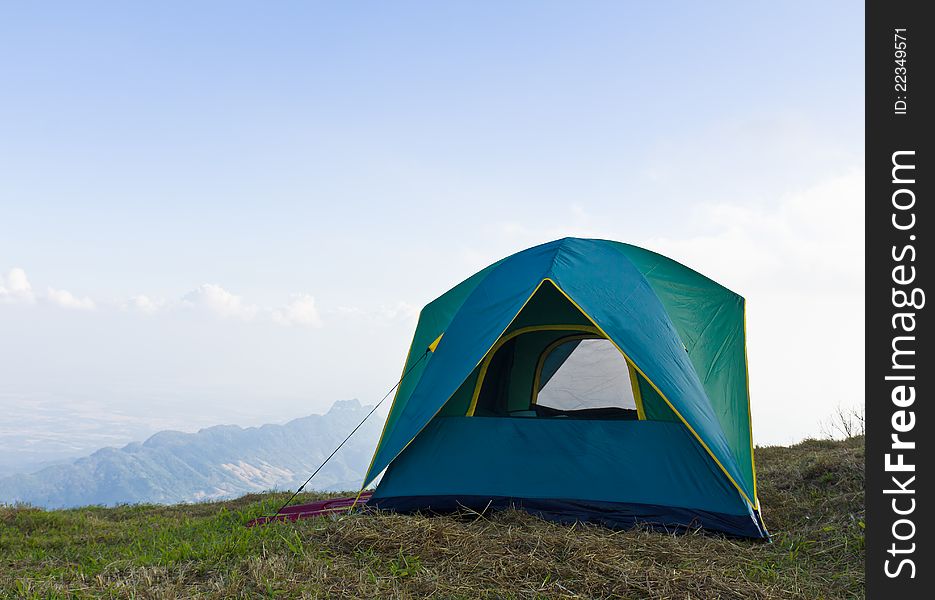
left=364, top=238, right=767, bottom=538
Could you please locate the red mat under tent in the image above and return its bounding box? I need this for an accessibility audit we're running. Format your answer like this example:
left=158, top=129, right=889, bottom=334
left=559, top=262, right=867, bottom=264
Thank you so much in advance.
left=247, top=491, right=373, bottom=527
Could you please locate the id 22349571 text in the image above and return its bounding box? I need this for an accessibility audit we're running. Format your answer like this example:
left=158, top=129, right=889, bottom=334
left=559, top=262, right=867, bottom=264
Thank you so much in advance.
left=894, top=28, right=908, bottom=115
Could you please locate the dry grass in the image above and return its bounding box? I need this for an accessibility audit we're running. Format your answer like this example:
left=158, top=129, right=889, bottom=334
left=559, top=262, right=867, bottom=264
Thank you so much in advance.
left=1, top=436, right=864, bottom=599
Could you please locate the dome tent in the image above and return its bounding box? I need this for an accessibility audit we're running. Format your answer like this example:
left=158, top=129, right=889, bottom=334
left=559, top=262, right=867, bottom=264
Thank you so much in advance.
left=363, top=238, right=767, bottom=538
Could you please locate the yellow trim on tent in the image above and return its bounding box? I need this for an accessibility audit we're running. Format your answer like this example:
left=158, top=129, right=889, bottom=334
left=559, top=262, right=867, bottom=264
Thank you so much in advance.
left=359, top=342, right=417, bottom=491
left=628, top=363, right=646, bottom=420
left=529, top=333, right=598, bottom=406
left=743, top=300, right=760, bottom=511
left=362, top=279, right=556, bottom=487
left=466, top=325, right=601, bottom=416
left=359, top=328, right=441, bottom=491
left=349, top=485, right=368, bottom=512
left=541, top=278, right=757, bottom=509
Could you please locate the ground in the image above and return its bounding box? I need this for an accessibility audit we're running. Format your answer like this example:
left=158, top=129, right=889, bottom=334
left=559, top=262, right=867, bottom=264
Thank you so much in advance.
left=1, top=436, right=864, bottom=599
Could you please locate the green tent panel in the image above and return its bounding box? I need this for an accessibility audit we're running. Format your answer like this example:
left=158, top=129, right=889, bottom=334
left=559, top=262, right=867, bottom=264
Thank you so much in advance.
left=364, top=238, right=766, bottom=538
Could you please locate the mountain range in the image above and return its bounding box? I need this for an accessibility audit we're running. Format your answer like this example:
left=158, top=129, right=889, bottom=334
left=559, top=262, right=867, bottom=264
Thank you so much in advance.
left=0, top=399, right=381, bottom=509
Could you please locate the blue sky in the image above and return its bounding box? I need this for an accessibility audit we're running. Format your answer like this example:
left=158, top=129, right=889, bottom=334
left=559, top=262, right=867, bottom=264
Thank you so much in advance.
left=1, top=2, right=863, bottom=463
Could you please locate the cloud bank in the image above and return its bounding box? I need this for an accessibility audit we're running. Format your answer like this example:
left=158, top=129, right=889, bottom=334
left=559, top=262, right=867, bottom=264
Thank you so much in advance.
left=272, top=294, right=323, bottom=328
left=46, top=288, right=96, bottom=310
left=181, top=284, right=258, bottom=321
left=2, top=268, right=94, bottom=310
left=2, top=270, right=332, bottom=328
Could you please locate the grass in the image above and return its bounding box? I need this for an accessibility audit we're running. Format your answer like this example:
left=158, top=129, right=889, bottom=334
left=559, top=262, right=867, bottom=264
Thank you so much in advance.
left=1, top=436, right=864, bottom=599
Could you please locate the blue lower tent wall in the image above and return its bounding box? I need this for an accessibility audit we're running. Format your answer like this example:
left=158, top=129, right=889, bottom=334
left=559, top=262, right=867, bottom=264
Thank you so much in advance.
left=370, top=495, right=766, bottom=539
left=372, top=416, right=767, bottom=539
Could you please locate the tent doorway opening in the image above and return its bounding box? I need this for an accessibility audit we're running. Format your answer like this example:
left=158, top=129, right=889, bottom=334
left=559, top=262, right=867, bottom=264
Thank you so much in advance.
left=469, top=329, right=642, bottom=420
left=436, top=279, right=680, bottom=423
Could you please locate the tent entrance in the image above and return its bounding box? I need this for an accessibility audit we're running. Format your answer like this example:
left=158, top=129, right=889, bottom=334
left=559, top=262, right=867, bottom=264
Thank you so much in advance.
left=436, top=279, right=679, bottom=422
left=467, top=327, right=641, bottom=420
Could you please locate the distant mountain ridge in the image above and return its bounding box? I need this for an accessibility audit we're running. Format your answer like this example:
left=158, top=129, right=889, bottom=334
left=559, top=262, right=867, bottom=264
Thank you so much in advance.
left=0, top=399, right=381, bottom=509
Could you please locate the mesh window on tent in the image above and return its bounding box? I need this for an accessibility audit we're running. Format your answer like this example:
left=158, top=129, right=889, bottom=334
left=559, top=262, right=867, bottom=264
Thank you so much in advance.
left=535, top=338, right=637, bottom=412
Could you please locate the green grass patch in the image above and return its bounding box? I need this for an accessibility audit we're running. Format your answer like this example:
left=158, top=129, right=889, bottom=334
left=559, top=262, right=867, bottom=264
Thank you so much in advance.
left=1, top=437, right=864, bottom=599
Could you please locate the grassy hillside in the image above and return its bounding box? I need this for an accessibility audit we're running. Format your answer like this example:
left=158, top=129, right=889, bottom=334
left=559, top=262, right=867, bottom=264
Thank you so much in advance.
left=1, top=436, right=864, bottom=599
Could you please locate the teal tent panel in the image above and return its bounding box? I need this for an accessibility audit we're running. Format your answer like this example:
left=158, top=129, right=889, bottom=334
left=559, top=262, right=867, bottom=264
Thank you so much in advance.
left=548, top=238, right=752, bottom=504
left=611, top=243, right=755, bottom=503
left=373, top=416, right=750, bottom=518
left=369, top=259, right=501, bottom=481
left=363, top=240, right=563, bottom=486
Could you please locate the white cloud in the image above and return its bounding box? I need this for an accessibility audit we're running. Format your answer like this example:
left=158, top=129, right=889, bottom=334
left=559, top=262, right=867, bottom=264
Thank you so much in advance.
left=0, top=268, right=36, bottom=304
left=272, top=294, right=323, bottom=327
left=125, top=295, right=165, bottom=315
left=181, top=284, right=258, bottom=320
left=45, top=287, right=96, bottom=310
left=2, top=268, right=94, bottom=310
left=2, top=274, right=328, bottom=327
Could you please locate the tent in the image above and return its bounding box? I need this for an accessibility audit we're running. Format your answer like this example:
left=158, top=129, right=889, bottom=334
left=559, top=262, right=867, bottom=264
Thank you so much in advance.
left=363, top=238, right=767, bottom=538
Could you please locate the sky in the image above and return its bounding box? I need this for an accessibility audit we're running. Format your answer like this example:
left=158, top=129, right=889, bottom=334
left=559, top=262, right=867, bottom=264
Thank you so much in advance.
left=0, top=1, right=863, bottom=466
